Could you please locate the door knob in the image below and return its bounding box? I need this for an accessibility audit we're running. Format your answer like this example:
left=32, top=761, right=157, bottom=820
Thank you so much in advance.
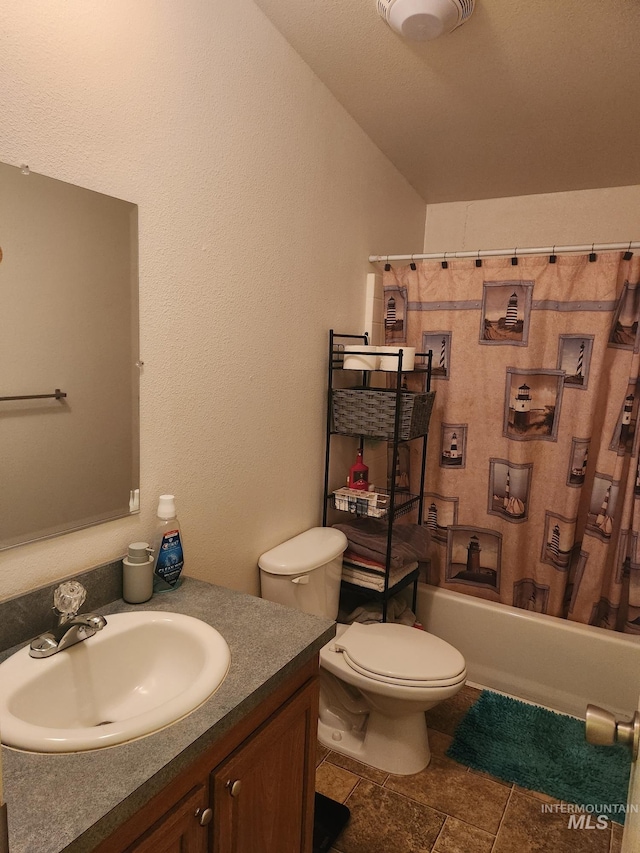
left=195, top=807, right=213, bottom=826
left=226, top=779, right=242, bottom=797
left=585, top=704, right=640, bottom=759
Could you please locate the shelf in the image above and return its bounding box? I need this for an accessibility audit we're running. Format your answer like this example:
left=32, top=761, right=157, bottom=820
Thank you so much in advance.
left=340, top=568, right=420, bottom=601
left=331, top=356, right=433, bottom=374
left=329, top=488, right=419, bottom=521
left=330, top=428, right=430, bottom=442
left=323, top=331, right=433, bottom=621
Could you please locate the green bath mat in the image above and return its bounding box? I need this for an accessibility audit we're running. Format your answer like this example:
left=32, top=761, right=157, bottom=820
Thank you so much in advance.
left=446, top=691, right=632, bottom=824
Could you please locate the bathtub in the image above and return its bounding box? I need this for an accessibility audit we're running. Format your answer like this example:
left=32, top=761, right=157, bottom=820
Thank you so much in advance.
left=416, top=584, right=640, bottom=719
left=417, top=584, right=640, bottom=852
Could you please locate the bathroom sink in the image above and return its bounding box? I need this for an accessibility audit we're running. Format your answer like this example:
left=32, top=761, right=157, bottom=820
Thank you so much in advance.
left=0, top=611, right=231, bottom=753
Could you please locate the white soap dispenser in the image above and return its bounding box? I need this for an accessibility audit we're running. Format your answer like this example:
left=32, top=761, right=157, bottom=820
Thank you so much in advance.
left=122, top=541, right=154, bottom=604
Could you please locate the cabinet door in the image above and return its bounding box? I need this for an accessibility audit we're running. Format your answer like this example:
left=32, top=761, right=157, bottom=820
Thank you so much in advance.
left=125, top=784, right=209, bottom=853
left=212, top=678, right=318, bottom=853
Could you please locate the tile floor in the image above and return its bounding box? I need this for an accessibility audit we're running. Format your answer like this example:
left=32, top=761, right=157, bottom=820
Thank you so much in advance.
left=315, top=685, right=624, bottom=853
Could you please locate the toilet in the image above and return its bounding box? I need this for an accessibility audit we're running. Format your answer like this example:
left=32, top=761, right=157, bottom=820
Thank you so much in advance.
left=259, top=527, right=466, bottom=775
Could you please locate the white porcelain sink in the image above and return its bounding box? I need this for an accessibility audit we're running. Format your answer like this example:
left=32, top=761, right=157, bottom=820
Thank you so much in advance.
left=0, top=611, right=230, bottom=753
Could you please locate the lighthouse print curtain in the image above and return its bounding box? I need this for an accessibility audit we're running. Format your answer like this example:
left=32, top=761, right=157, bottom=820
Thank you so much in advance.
left=384, top=252, right=640, bottom=633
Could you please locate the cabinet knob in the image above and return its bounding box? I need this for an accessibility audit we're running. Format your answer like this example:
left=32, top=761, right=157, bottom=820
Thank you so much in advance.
left=195, top=807, right=213, bottom=826
left=226, top=779, right=242, bottom=797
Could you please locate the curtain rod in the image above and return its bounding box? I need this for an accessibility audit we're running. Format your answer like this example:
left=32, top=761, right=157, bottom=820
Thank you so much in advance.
left=369, top=241, right=640, bottom=264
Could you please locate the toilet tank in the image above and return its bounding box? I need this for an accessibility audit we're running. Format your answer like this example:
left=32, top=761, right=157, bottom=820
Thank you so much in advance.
left=258, top=527, right=347, bottom=619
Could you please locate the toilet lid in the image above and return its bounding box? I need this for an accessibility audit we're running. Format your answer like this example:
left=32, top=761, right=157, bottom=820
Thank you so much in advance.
left=334, top=622, right=466, bottom=687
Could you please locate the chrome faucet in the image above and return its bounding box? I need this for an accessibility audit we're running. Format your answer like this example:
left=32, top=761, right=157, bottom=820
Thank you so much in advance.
left=29, top=581, right=107, bottom=658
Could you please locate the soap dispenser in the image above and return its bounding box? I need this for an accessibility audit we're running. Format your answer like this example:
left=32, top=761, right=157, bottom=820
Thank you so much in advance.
left=122, top=541, right=154, bottom=604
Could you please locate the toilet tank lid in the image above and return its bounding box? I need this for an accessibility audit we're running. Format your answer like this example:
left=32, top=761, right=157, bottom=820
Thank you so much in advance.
left=258, top=527, right=348, bottom=575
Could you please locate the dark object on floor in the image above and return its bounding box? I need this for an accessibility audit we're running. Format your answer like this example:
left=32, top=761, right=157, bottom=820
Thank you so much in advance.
left=313, top=792, right=350, bottom=853
left=447, top=690, right=631, bottom=824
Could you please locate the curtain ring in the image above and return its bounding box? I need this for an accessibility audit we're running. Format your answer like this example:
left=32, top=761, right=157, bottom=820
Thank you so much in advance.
left=589, top=243, right=597, bottom=263
left=624, top=241, right=633, bottom=261
left=475, top=249, right=482, bottom=268
left=410, top=253, right=417, bottom=271
left=511, top=247, right=518, bottom=266
left=549, top=245, right=557, bottom=264
left=384, top=254, right=391, bottom=271
left=441, top=251, right=448, bottom=270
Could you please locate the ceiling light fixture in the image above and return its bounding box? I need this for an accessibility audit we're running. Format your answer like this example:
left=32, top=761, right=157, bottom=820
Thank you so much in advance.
left=377, top=0, right=475, bottom=41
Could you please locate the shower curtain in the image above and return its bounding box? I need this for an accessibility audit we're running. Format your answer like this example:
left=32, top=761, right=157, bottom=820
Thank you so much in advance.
left=383, top=252, right=640, bottom=633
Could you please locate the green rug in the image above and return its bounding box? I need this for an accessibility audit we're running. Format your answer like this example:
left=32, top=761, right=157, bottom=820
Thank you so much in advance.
left=446, top=691, right=632, bottom=825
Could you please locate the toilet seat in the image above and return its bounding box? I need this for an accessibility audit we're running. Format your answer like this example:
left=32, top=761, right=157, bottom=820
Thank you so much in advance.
left=333, top=622, right=466, bottom=688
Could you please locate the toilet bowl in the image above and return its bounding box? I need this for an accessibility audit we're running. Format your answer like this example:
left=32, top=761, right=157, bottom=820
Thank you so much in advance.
left=259, top=527, right=467, bottom=775
left=319, top=622, right=465, bottom=774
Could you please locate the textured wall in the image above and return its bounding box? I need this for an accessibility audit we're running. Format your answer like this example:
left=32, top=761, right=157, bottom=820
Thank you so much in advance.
left=0, top=0, right=426, bottom=599
left=424, top=186, right=640, bottom=252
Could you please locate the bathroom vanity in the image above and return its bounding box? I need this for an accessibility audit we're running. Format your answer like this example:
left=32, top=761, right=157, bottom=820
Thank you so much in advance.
left=97, top=656, right=319, bottom=853
left=0, top=577, right=334, bottom=853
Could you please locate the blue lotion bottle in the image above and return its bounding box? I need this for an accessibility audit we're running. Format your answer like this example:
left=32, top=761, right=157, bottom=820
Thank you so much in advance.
left=152, top=494, right=185, bottom=592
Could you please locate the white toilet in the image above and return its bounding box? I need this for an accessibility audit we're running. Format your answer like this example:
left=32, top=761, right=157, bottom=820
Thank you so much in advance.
left=259, top=527, right=467, bottom=775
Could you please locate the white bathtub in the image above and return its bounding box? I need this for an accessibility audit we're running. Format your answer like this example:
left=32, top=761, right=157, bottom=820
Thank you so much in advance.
left=416, top=584, right=640, bottom=852
left=416, top=584, right=640, bottom=719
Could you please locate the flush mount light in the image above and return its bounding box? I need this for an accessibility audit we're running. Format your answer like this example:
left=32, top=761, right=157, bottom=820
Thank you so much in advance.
left=377, top=0, right=475, bottom=41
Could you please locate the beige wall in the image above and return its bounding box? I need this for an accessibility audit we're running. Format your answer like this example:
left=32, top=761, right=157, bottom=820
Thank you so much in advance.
left=0, top=0, right=426, bottom=600
left=424, top=186, right=640, bottom=252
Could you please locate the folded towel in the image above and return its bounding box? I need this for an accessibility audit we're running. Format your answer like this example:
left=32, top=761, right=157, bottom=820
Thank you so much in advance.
left=341, top=561, right=418, bottom=592
left=343, top=549, right=385, bottom=571
left=333, top=519, right=431, bottom=570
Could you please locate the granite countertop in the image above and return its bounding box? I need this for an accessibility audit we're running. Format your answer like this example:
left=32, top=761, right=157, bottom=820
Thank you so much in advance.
left=0, top=577, right=335, bottom=853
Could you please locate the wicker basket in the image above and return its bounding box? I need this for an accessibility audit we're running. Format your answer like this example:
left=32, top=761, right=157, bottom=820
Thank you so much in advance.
left=331, top=387, right=435, bottom=440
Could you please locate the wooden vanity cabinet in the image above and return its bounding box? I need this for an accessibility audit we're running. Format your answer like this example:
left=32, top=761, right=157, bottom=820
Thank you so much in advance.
left=122, top=784, right=209, bottom=853
left=95, top=656, right=319, bottom=853
left=212, top=676, right=318, bottom=853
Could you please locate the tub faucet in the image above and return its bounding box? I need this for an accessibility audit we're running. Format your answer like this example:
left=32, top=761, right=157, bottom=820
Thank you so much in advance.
left=29, top=581, right=107, bottom=658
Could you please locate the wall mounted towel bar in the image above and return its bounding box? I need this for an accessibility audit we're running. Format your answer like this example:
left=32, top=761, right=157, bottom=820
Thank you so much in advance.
left=0, top=389, right=67, bottom=402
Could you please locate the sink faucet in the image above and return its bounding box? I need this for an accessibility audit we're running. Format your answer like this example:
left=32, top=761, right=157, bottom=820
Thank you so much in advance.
left=29, top=581, right=107, bottom=659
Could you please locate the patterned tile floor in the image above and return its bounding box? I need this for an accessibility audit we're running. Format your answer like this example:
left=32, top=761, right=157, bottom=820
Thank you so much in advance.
left=315, top=686, right=624, bottom=853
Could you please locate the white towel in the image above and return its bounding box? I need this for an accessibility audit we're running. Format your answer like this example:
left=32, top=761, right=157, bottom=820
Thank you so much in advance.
left=341, top=561, right=418, bottom=592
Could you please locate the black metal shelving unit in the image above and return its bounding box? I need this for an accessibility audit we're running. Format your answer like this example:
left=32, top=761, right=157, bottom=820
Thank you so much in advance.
left=322, top=330, right=433, bottom=621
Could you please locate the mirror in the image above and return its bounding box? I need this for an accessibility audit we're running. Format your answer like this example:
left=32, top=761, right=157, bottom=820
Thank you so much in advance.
left=0, top=162, right=139, bottom=550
